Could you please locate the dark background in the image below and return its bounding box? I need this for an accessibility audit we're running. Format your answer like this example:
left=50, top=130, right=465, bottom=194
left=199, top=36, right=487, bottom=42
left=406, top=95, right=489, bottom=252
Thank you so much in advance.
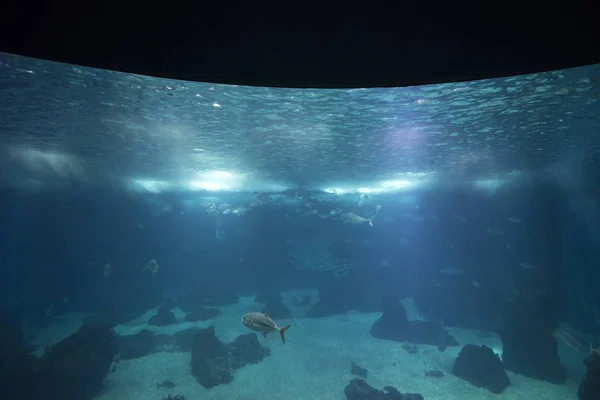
left=1, top=0, right=598, bottom=87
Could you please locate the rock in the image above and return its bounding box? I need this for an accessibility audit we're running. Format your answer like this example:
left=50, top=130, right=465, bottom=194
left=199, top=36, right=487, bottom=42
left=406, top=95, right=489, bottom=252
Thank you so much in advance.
left=149, top=310, right=177, bottom=326
left=157, top=298, right=176, bottom=314
left=307, top=271, right=392, bottom=318
left=172, top=327, right=204, bottom=351
left=178, top=289, right=238, bottom=311
left=0, top=309, right=37, bottom=399
left=37, top=323, right=117, bottom=400
left=190, top=326, right=232, bottom=389
left=579, top=353, right=600, bottom=400
left=118, top=329, right=159, bottom=359
left=190, top=326, right=270, bottom=389
left=350, top=361, right=368, bottom=379
left=175, top=295, right=200, bottom=313
left=261, top=302, right=292, bottom=319
left=452, top=344, right=510, bottom=394
left=202, top=290, right=239, bottom=307
left=343, top=379, right=423, bottom=400
left=254, top=290, right=282, bottom=304
left=498, top=285, right=566, bottom=383
left=345, top=379, right=386, bottom=400
left=292, top=293, right=312, bottom=306
left=228, top=333, right=271, bottom=369
left=184, top=307, right=221, bottom=322
left=413, top=280, right=499, bottom=330
left=0, top=308, right=24, bottom=344
left=370, top=298, right=459, bottom=348
left=425, top=370, right=444, bottom=378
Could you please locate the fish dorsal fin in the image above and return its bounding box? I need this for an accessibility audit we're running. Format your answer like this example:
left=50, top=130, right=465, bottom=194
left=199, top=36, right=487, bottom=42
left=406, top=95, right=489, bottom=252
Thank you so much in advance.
left=263, top=313, right=270, bottom=318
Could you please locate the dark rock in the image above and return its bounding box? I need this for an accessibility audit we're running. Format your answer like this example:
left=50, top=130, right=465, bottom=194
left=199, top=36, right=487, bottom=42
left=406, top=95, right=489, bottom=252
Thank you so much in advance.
left=228, top=333, right=271, bottom=369
left=157, top=380, right=176, bottom=389
left=172, top=328, right=203, bottom=352
left=37, top=323, right=118, bottom=400
left=292, top=293, right=312, bottom=306
left=370, top=298, right=459, bottom=348
left=161, top=395, right=186, bottom=400
left=158, top=298, right=176, bottom=314
left=306, top=295, right=347, bottom=317
left=184, top=307, right=221, bottom=322
left=202, top=290, right=239, bottom=307
left=118, top=329, right=159, bottom=359
left=452, top=344, right=510, bottom=394
left=261, top=302, right=292, bottom=319
left=175, top=295, right=199, bottom=313
left=190, top=326, right=232, bottom=389
left=498, top=284, right=566, bottom=384
left=254, top=290, right=282, bottom=304
left=344, top=379, right=423, bottom=400
left=579, top=353, right=600, bottom=400
left=149, top=310, right=177, bottom=326
left=178, top=289, right=238, bottom=311
left=402, top=395, right=424, bottom=400
left=190, top=326, right=270, bottom=389
left=350, top=361, right=368, bottom=379
left=81, top=313, right=120, bottom=327
left=0, top=308, right=24, bottom=344
left=370, top=297, right=408, bottom=335
left=413, top=280, right=500, bottom=330
left=0, top=309, right=37, bottom=399
left=306, top=267, right=402, bottom=318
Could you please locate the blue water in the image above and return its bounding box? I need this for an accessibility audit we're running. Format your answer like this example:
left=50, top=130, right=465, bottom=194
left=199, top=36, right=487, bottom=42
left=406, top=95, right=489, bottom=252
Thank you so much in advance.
left=0, top=53, right=599, bottom=400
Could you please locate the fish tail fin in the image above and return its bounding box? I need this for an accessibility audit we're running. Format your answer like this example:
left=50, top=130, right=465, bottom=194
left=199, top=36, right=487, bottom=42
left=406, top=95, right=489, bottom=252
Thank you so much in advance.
left=590, top=342, right=594, bottom=354
left=369, top=220, right=373, bottom=227
left=279, top=325, right=291, bottom=344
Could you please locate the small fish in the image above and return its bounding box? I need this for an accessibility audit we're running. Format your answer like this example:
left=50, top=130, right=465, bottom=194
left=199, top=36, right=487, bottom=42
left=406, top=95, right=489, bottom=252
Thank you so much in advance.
left=157, top=380, right=176, bottom=389
left=242, top=312, right=291, bottom=344
left=508, top=217, right=521, bottom=223
left=519, top=262, right=534, bottom=269
left=425, top=370, right=444, bottom=378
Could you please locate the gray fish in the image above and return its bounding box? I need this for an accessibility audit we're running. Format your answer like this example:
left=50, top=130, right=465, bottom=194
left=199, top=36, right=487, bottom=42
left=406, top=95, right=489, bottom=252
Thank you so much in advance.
left=157, top=380, right=176, bottom=389
left=242, top=312, right=291, bottom=344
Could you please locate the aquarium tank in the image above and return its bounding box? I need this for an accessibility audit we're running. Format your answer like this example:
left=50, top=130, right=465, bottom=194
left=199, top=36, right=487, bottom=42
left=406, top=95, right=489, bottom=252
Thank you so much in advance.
left=1, top=52, right=600, bottom=400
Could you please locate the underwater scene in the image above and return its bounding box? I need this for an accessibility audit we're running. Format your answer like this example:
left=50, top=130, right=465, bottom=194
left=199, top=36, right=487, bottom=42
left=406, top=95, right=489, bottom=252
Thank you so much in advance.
left=1, top=52, right=600, bottom=400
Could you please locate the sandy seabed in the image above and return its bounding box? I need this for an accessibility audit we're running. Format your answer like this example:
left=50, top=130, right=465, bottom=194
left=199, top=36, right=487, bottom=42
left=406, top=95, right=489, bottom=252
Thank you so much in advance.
left=33, top=292, right=585, bottom=400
